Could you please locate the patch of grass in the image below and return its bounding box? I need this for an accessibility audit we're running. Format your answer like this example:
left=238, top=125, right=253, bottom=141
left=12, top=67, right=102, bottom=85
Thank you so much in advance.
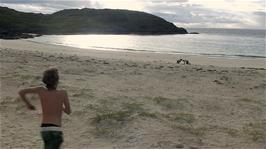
left=123, top=102, right=144, bottom=113
left=91, top=111, right=131, bottom=137
left=153, top=97, right=174, bottom=109
left=82, top=103, right=108, bottom=113
left=153, top=96, right=172, bottom=108
left=196, top=125, right=239, bottom=138
left=92, top=111, right=130, bottom=123
left=238, top=98, right=266, bottom=108
left=34, top=75, right=42, bottom=80
left=123, top=102, right=159, bottom=119
left=166, top=112, right=206, bottom=136
left=224, top=127, right=239, bottom=137
left=16, top=74, right=41, bottom=85
left=152, top=96, right=188, bottom=109
left=165, top=112, right=205, bottom=136
left=239, top=98, right=253, bottom=103
left=20, top=74, right=33, bottom=80
left=0, top=96, right=16, bottom=105
left=242, top=121, right=266, bottom=142
left=212, top=126, right=239, bottom=137
left=72, top=88, right=94, bottom=98
left=165, top=112, right=195, bottom=124
left=174, top=113, right=195, bottom=124
left=139, top=112, right=158, bottom=119
left=19, top=74, right=40, bottom=81
left=173, top=124, right=207, bottom=136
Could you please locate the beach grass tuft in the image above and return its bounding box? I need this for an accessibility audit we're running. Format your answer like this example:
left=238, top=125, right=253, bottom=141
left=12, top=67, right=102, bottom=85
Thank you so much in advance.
left=173, top=113, right=195, bottom=124
left=238, top=98, right=266, bottom=107
left=153, top=96, right=173, bottom=108
left=92, top=111, right=130, bottom=123
left=91, top=110, right=131, bottom=137
left=224, top=127, right=239, bottom=137
left=139, top=112, right=158, bottom=119
left=152, top=96, right=189, bottom=110
left=242, top=121, right=266, bottom=141
left=239, top=98, right=253, bottom=103
left=123, top=102, right=144, bottom=113
left=173, top=124, right=207, bottom=136
left=72, top=88, right=94, bottom=99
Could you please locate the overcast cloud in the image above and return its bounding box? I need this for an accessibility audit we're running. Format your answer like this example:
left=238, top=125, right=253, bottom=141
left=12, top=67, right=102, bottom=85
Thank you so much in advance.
left=0, top=0, right=265, bottom=29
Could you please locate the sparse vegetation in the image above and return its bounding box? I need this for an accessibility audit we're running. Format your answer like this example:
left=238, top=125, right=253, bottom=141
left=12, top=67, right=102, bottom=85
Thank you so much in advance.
left=164, top=112, right=196, bottom=124
left=209, top=126, right=239, bottom=137
left=243, top=121, right=266, bottom=142
left=0, top=96, right=15, bottom=105
left=152, top=96, right=189, bottom=109
left=89, top=101, right=146, bottom=137
left=92, top=111, right=131, bottom=124
left=173, top=124, right=207, bottom=136
left=173, top=113, right=195, bottom=124
left=16, top=74, right=40, bottom=83
left=239, top=98, right=253, bottom=103
left=91, top=111, right=131, bottom=137
left=72, top=88, right=94, bottom=98
left=163, top=112, right=206, bottom=136
left=139, top=112, right=158, bottom=119
left=238, top=98, right=266, bottom=107
left=82, top=103, right=107, bottom=113
left=123, top=102, right=144, bottom=113
left=224, top=127, right=239, bottom=137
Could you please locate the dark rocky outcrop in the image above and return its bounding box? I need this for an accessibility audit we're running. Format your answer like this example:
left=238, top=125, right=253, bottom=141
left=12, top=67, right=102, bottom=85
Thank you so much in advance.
left=0, top=31, right=41, bottom=39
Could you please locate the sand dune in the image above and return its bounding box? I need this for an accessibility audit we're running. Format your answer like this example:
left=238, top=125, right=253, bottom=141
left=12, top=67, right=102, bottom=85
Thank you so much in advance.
left=1, top=40, right=266, bottom=149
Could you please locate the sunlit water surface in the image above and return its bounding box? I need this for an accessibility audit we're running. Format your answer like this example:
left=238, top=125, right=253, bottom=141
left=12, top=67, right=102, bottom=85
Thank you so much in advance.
left=27, top=28, right=266, bottom=58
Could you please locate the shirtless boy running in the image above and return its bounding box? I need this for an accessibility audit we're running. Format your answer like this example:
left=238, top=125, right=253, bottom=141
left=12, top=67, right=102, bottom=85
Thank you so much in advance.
left=18, top=68, right=71, bottom=149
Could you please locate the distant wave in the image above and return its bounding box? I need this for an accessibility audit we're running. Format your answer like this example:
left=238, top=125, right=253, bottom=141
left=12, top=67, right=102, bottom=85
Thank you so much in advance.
left=26, top=33, right=266, bottom=60
left=25, top=39, right=266, bottom=59
left=194, top=53, right=266, bottom=59
left=86, top=45, right=266, bottom=59
left=89, top=46, right=155, bottom=52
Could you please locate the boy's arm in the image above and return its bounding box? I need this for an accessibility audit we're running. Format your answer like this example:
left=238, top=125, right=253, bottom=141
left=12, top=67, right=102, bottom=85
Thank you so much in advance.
left=62, top=91, right=71, bottom=115
left=18, top=87, right=42, bottom=110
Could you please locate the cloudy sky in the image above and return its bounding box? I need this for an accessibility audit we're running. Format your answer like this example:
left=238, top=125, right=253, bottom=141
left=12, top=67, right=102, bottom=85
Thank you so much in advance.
left=0, top=0, right=265, bottom=29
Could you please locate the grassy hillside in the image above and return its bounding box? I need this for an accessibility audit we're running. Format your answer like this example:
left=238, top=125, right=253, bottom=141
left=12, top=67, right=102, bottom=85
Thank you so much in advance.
left=0, top=6, right=187, bottom=35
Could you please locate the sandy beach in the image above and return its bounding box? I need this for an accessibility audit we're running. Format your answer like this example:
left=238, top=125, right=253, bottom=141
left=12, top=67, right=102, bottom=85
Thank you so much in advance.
left=1, top=39, right=266, bottom=149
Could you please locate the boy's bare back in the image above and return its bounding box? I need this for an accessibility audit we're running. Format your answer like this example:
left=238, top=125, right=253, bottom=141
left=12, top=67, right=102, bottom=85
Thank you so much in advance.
left=19, top=86, right=71, bottom=126
left=39, top=87, right=70, bottom=126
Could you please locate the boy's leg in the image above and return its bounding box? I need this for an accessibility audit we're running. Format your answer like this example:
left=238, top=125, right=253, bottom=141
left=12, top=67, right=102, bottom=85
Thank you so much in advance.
left=51, top=131, right=63, bottom=149
left=41, top=131, right=63, bottom=149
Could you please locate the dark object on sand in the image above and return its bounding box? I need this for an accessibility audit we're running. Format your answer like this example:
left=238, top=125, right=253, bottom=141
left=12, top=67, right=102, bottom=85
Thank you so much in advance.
left=176, top=59, right=183, bottom=64
left=183, top=59, right=191, bottom=65
left=0, top=31, right=41, bottom=39
left=213, top=80, right=223, bottom=84
left=189, top=32, right=199, bottom=34
left=176, top=59, right=191, bottom=65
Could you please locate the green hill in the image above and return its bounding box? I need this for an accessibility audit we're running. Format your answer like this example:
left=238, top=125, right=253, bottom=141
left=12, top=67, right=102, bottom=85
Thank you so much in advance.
left=0, top=6, right=188, bottom=37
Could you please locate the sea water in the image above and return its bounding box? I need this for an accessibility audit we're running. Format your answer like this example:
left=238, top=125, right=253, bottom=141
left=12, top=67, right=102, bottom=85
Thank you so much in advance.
left=27, top=28, right=266, bottom=58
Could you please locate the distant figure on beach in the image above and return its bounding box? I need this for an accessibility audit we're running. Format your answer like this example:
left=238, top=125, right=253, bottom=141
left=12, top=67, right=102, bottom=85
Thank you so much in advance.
left=176, top=59, right=183, bottom=64
left=176, top=59, right=191, bottom=65
left=18, top=67, right=71, bottom=149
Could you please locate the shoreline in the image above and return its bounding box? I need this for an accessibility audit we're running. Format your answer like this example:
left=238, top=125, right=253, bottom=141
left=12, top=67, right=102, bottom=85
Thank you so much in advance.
left=26, top=39, right=266, bottom=60
left=1, top=39, right=265, bottom=68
